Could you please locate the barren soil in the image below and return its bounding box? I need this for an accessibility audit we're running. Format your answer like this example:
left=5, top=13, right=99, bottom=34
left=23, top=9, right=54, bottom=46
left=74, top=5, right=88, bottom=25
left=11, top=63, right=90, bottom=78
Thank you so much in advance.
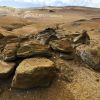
left=0, top=6, right=100, bottom=100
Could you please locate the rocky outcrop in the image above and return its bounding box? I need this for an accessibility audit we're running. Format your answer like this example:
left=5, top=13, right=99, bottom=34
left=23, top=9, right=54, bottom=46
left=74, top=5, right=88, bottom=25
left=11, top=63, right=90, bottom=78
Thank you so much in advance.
left=12, top=58, right=57, bottom=89
left=76, top=44, right=100, bottom=71
left=0, top=60, right=15, bottom=78
left=0, top=35, right=52, bottom=61
left=0, top=27, right=97, bottom=92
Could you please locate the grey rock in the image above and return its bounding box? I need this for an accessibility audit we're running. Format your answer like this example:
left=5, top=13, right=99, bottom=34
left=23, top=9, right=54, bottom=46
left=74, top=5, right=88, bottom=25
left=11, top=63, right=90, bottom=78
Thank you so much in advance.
left=50, top=39, right=74, bottom=53
left=76, top=44, right=100, bottom=71
left=73, top=30, right=90, bottom=45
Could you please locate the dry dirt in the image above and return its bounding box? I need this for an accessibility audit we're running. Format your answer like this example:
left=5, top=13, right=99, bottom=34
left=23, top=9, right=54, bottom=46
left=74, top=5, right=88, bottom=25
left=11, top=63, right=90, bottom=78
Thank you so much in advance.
left=0, top=6, right=100, bottom=100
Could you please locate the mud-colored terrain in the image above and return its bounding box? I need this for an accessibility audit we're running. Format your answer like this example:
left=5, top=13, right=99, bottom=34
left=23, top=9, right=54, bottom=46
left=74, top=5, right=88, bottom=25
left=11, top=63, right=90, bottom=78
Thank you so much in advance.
left=0, top=6, right=100, bottom=100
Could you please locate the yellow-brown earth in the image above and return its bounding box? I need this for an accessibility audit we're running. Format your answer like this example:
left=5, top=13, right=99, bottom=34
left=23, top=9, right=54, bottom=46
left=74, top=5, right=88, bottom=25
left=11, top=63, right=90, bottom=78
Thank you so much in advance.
left=0, top=6, right=100, bottom=100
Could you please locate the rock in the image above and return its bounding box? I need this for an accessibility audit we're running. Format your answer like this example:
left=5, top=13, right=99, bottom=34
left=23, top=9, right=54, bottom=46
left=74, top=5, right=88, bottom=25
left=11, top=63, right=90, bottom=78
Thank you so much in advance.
left=49, top=10, right=55, bottom=13
left=12, top=58, right=57, bottom=89
left=5, top=35, right=19, bottom=43
left=76, top=44, right=100, bottom=71
left=0, top=44, right=4, bottom=53
left=60, top=53, right=75, bottom=60
left=73, top=30, right=90, bottom=44
left=0, top=39, right=6, bottom=59
left=0, top=33, right=4, bottom=39
left=2, top=23, right=25, bottom=31
left=35, top=28, right=57, bottom=45
left=50, top=39, right=74, bottom=53
left=19, top=34, right=30, bottom=42
left=55, top=59, right=74, bottom=82
left=17, top=40, right=52, bottom=58
left=0, top=61, right=15, bottom=78
left=2, top=43, right=19, bottom=61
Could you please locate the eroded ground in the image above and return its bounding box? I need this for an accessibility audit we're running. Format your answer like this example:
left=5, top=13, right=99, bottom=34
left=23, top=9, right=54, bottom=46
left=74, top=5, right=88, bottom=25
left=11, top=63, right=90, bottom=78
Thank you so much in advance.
left=0, top=6, right=100, bottom=100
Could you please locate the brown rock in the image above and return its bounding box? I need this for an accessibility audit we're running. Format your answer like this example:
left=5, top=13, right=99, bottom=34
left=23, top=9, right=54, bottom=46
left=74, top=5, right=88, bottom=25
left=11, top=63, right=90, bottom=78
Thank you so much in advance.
left=2, top=43, right=19, bottom=61
left=5, top=35, right=19, bottom=43
left=35, top=28, right=57, bottom=45
left=0, top=60, right=15, bottom=78
left=0, top=33, right=4, bottom=39
left=60, top=53, right=75, bottom=60
left=73, top=30, right=90, bottom=44
left=50, top=39, right=74, bottom=53
left=12, top=58, right=57, bottom=89
left=17, top=40, right=51, bottom=58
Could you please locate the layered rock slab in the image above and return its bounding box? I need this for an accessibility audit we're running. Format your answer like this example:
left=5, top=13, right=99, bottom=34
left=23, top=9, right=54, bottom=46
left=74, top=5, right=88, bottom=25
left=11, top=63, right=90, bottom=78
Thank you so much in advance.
left=17, top=40, right=51, bottom=58
left=12, top=58, right=57, bottom=89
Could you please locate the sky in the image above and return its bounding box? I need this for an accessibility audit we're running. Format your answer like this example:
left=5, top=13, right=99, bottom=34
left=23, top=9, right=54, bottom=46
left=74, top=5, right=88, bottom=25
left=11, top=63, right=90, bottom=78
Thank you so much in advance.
left=0, top=0, right=100, bottom=8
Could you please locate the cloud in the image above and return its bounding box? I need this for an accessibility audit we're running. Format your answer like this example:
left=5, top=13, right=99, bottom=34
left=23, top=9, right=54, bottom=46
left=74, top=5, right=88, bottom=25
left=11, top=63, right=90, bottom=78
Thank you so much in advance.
left=14, top=0, right=100, bottom=7
left=0, top=0, right=100, bottom=8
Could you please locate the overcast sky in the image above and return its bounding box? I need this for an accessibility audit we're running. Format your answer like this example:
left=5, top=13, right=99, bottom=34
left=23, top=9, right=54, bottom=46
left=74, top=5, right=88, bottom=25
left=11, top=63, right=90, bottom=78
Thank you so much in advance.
left=0, top=0, right=100, bottom=8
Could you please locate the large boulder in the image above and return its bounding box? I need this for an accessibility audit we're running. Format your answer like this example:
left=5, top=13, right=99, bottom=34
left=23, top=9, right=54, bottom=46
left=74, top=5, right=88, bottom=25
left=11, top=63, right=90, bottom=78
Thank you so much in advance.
left=50, top=39, right=74, bottom=53
left=0, top=61, right=15, bottom=78
left=12, top=58, right=57, bottom=89
left=76, top=44, right=100, bottom=71
left=17, top=40, right=51, bottom=58
left=2, top=43, right=19, bottom=61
